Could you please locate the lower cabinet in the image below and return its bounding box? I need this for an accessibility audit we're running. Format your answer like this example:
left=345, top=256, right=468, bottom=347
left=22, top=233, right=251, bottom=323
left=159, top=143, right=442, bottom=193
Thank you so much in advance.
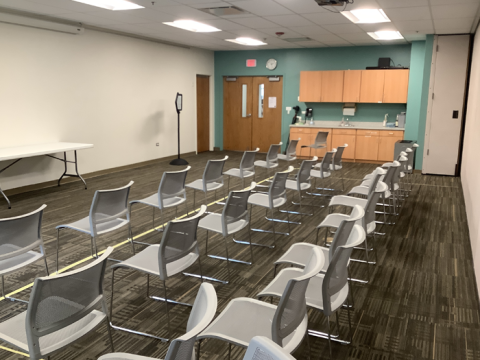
left=377, top=132, right=404, bottom=162
left=331, top=129, right=356, bottom=159
left=355, top=130, right=379, bottom=160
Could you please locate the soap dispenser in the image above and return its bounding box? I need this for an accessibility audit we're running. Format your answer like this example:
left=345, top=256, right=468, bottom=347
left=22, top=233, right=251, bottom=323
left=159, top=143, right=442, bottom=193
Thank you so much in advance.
left=383, top=114, right=388, bottom=127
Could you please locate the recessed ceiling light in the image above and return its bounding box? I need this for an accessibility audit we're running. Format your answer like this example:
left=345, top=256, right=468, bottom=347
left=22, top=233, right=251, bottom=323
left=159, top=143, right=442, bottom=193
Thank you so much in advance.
left=163, top=20, right=221, bottom=32
left=368, top=31, right=404, bottom=40
left=73, top=0, right=143, bottom=10
left=225, top=37, right=267, bottom=46
left=341, top=9, right=390, bottom=24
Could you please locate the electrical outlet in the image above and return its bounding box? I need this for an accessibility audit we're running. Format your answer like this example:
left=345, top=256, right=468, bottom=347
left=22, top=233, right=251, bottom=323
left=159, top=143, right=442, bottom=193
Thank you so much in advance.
left=156, top=143, right=159, bottom=146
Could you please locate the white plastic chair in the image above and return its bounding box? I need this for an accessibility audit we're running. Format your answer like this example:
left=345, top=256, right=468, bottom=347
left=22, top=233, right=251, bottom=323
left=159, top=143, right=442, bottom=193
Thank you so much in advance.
left=330, top=144, right=348, bottom=191
left=197, top=247, right=325, bottom=359
left=278, top=138, right=300, bottom=166
left=309, top=150, right=336, bottom=201
left=285, top=157, right=318, bottom=218
left=243, top=336, right=296, bottom=360
left=0, top=247, right=115, bottom=360
left=0, top=205, right=49, bottom=303
left=224, top=149, right=259, bottom=193
left=56, top=181, right=134, bottom=272
left=254, top=142, right=283, bottom=181
left=304, top=131, right=328, bottom=158
left=98, top=282, right=217, bottom=360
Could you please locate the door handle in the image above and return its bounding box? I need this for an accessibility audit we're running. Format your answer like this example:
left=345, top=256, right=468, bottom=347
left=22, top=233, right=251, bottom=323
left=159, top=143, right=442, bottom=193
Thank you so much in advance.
left=247, top=114, right=252, bottom=117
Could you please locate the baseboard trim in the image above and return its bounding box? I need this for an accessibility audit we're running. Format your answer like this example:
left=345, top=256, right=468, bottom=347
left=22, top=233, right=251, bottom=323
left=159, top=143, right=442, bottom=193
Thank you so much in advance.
left=4, top=151, right=197, bottom=197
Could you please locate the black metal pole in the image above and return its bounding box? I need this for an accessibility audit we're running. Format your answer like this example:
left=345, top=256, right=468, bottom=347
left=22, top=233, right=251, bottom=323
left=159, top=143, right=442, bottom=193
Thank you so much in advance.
left=170, top=109, right=188, bottom=165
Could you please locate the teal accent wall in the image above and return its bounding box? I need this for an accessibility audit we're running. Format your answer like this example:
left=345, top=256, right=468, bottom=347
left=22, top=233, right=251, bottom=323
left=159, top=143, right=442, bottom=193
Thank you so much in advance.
left=214, top=42, right=433, bottom=169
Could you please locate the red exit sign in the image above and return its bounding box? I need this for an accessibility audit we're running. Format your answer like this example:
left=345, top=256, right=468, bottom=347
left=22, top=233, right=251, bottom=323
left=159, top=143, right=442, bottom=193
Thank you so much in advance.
left=246, top=59, right=257, bottom=67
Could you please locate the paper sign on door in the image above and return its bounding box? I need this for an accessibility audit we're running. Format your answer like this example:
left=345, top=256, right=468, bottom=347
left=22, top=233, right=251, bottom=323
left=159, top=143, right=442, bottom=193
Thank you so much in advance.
left=268, top=97, right=276, bottom=108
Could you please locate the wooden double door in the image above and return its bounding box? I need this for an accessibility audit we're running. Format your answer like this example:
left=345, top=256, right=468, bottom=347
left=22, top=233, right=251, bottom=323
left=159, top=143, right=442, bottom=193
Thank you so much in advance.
left=223, top=76, right=283, bottom=153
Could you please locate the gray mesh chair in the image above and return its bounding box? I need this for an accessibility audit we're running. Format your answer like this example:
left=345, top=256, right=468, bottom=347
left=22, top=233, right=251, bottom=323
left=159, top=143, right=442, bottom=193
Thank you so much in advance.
left=309, top=150, right=336, bottom=200
left=224, top=148, right=259, bottom=194
left=0, top=205, right=49, bottom=303
left=247, top=166, right=294, bottom=248
left=285, top=156, right=318, bottom=219
left=254, top=142, right=282, bottom=181
left=0, top=247, right=114, bottom=360
left=110, top=206, right=206, bottom=341
left=304, top=131, right=328, bottom=158
left=98, top=282, right=217, bottom=360
left=330, top=144, right=348, bottom=191
left=258, top=226, right=365, bottom=359
left=198, top=183, right=256, bottom=284
left=278, top=138, right=301, bottom=166
left=56, top=181, right=134, bottom=272
left=197, top=247, right=324, bottom=358
left=186, top=156, right=228, bottom=212
left=129, top=166, right=190, bottom=246
left=243, top=336, right=296, bottom=360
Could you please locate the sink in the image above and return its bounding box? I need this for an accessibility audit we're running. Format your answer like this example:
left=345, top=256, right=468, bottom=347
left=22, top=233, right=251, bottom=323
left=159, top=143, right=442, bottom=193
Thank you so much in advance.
left=339, top=124, right=355, bottom=127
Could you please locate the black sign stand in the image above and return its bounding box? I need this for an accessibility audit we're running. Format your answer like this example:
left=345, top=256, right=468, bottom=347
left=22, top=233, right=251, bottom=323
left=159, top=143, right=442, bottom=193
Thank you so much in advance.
left=170, top=93, right=188, bottom=166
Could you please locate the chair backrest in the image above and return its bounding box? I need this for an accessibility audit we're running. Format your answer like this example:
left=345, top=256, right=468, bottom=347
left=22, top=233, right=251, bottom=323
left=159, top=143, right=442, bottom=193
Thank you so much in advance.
left=25, top=246, right=114, bottom=359
left=322, top=225, right=365, bottom=316
left=328, top=206, right=364, bottom=262
left=159, top=166, right=190, bottom=209
left=268, top=167, right=293, bottom=209
left=89, top=181, right=134, bottom=236
left=271, top=247, right=324, bottom=347
left=398, top=154, right=408, bottom=174
left=164, top=283, right=217, bottom=360
left=295, top=156, right=317, bottom=191
left=240, top=148, right=259, bottom=175
left=363, top=181, right=388, bottom=231
left=203, top=156, right=228, bottom=191
left=333, top=144, right=347, bottom=167
left=393, top=158, right=406, bottom=184
left=221, top=183, right=256, bottom=237
left=158, top=205, right=207, bottom=281
left=266, top=142, right=282, bottom=167
left=317, top=150, right=336, bottom=176
left=314, top=131, right=328, bottom=146
left=382, top=163, right=398, bottom=191
left=243, top=336, right=296, bottom=360
left=0, top=204, right=46, bottom=262
left=362, top=167, right=386, bottom=197
left=285, top=139, right=300, bottom=159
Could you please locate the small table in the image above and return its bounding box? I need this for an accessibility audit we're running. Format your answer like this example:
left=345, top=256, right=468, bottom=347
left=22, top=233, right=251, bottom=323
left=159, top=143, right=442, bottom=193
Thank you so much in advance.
left=0, top=142, right=93, bottom=208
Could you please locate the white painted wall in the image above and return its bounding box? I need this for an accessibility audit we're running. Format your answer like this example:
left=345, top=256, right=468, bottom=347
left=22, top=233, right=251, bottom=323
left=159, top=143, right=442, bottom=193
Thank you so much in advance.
left=461, top=31, right=480, bottom=288
left=0, top=22, right=214, bottom=191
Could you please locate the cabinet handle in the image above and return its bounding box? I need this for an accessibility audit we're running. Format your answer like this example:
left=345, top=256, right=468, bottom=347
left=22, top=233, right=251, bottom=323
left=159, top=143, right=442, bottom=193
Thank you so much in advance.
left=365, top=136, right=371, bottom=138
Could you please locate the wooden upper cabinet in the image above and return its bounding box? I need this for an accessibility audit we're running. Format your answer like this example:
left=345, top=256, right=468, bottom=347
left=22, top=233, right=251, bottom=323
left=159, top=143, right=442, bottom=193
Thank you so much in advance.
left=360, top=70, right=385, bottom=103
left=343, top=70, right=362, bottom=103
left=299, top=71, right=321, bottom=102
left=321, top=71, right=344, bottom=102
left=383, top=69, right=409, bottom=103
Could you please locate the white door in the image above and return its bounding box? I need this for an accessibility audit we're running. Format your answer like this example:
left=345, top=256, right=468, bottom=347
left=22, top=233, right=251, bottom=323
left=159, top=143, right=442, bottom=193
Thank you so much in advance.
left=423, top=35, right=470, bottom=175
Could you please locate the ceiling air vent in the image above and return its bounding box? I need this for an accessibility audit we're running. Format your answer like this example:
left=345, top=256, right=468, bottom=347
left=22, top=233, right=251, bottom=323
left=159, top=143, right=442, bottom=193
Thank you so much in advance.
left=283, top=37, right=312, bottom=42
left=199, top=6, right=249, bottom=16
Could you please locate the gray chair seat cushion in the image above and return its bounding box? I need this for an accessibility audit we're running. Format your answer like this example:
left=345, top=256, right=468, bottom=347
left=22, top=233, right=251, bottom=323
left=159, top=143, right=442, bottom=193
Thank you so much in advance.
left=130, top=194, right=185, bottom=209
left=112, top=244, right=198, bottom=278
left=186, top=180, right=223, bottom=192
left=277, top=154, right=296, bottom=161
left=248, top=194, right=287, bottom=209
left=285, top=180, right=310, bottom=191
left=0, top=244, right=44, bottom=276
left=224, top=168, right=255, bottom=179
left=199, top=213, right=248, bottom=235
left=56, top=215, right=129, bottom=236
left=310, top=169, right=331, bottom=179
left=254, top=160, right=278, bottom=169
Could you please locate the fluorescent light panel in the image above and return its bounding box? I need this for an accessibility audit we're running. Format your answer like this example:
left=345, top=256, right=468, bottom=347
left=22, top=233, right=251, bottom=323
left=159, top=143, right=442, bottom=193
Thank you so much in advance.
left=226, top=37, right=267, bottom=46
left=73, top=0, right=143, bottom=10
left=368, top=31, right=404, bottom=40
left=341, top=9, right=390, bottom=24
left=163, top=20, right=221, bottom=32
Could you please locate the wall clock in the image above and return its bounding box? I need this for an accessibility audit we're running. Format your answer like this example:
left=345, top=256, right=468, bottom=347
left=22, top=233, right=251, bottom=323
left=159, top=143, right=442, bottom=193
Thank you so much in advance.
left=266, top=58, right=277, bottom=70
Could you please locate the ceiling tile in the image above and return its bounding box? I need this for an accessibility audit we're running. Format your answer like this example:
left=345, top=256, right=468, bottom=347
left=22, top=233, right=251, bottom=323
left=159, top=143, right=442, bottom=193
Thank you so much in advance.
left=357, top=23, right=399, bottom=32
left=258, top=27, right=303, bottom=38
left=228, top=0, right=293, bottom=16
left=436, top=28, right=472, bottom=34
left=295, top=40, right=328, bottom=47
left=383, top=6, right=432, bottom=21
left=339, top=32, right=377, bottom=41
left=263, top=14, right=315, bottom=27
left=188, top=1, right=232, bottom=9
left=230, top=16, right=279, bottom=28
left=124, top=8, right=175, bottom=22
left=272, top=0, right=329, bottom=14
left=229, top=28, right=271, bottom=40
left=309, top=33, right=349, bottom=42
left=321, top=23, right=364, bottom=34
left=347, top=0, right=384, bottom=10
left=302, top=12, right=353, bottom=25
left=200, top=18, right=249, bottom=31
left=127, top=0, right=178, bottom=7
left=289, top=25, right=332, bottom=36
left=27, top=0, right=125, bottom=12
left=81, top=10, right=152, bottom=24
left=434, top=17, right=475, bottom=31
left=159, top=5, right=219, bottom=20
left=393, top=19, right=434, bottom=32
left=429, top=0, right=480, bottom=4
left=176, top=0, right=226, bottom=4
left=403, top=33, right=427, bottom=41
left=431, top=4, right=480, bottom=19
left=376, top=0, right=429, bottom=8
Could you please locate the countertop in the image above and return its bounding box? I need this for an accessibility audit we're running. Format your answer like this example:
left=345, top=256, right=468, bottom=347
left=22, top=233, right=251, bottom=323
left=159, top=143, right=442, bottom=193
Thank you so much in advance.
left=290, top=121, right=405, bottom=131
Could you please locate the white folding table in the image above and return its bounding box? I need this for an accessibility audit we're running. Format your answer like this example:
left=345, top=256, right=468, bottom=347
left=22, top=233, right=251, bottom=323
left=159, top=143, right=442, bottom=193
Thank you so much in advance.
left=0, top=142, right=93, bottom=209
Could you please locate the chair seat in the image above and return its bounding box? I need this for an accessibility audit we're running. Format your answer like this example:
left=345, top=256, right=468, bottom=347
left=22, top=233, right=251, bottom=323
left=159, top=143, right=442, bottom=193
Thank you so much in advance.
left=130, top=194, right=185, bottom=209
left=112, top=244, right=198, bottom=279
left=285, top=180, right=311, bottom=191
left=224, top=168, right=255, bottom=179
left=329, top=164, right=342, bottom=171
left=275, top=243, right=329, bottom=273
left=0, top=244, right=44, bottom=276
left=306, top=144, right=326, bottom=149
left=329, top=195, right=367, bottom=209
left=310, top=169, right=331, bottom=179
left=277, top=154, right=296, bottom=161
left=99, top=354, right=161, bottom=360
left=258, top=268, right=348, bottom=313
left=186, top=179, right=223, bottom=192
left=254, top=161, right=278, bottom=169
left=56, top=215, right=129, bottom=236
left=199, top=213, right=248, bottom=235
left=248, top=194, right=287, bottom=209
left=348, top=186, right=369, bottom=197
left=0, top=308, right=105, bottom=356
left=198, top=297, right=307, bottom=353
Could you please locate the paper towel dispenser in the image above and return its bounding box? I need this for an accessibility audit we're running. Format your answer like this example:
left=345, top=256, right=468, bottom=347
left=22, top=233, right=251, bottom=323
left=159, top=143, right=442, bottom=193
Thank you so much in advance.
left=343, top=103, right=356, bottom=116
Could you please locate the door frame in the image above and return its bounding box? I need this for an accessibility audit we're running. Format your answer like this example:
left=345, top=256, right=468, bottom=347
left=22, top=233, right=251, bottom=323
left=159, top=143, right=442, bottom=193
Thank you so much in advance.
left=194, top=74, right=214, bottom=154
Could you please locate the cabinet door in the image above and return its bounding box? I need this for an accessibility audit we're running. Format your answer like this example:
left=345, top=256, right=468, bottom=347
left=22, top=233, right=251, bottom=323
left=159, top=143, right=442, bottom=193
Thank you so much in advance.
left=383, top=69, right=409, bottom=103
left=296, top=133, right=314, bottom=158
left=332, top=133, right=356, bottom=159
left=378, top=136, right=403, bottom=161
left=343, top=70, right=362, bottom=103
left=299, top=71, right=322, bottom=102
left=355, top=134, right=379, bottom=160
left=360, top=70, right=385, bottom=103
left=321, top=71, right=344, bottom=102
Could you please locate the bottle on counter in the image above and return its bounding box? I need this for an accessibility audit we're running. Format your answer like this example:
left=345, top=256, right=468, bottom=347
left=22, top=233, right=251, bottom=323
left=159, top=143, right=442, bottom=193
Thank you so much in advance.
left=395, top=114, right=399, bottom=127
left=383, top=114, right=388, bottom=127
left=340, top=117, right=345, bottom=127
